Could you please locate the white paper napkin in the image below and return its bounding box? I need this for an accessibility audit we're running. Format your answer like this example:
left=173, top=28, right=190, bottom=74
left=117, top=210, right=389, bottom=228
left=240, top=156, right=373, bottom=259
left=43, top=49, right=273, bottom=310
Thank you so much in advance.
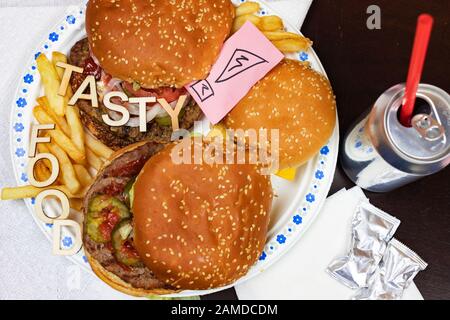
left=235, top=187, right=424, bottom=300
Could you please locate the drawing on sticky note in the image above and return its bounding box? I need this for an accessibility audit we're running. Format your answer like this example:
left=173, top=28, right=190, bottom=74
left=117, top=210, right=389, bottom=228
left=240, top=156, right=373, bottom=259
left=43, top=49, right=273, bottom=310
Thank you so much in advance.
left=190, top=79, right=215, bottom=102
left=185, top=21, right=284, bottom=124
left=215, top=49, right=268, bottom=83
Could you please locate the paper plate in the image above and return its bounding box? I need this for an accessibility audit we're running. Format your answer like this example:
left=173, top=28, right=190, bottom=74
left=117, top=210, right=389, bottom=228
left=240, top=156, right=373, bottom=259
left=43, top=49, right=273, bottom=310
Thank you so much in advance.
left=9, top=0, right=339, bottom=297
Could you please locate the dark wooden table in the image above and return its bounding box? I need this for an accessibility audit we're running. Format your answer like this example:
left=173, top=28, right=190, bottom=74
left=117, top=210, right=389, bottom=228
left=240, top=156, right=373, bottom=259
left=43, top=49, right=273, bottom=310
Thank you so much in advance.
left=205, top=0, right=450, bottom=300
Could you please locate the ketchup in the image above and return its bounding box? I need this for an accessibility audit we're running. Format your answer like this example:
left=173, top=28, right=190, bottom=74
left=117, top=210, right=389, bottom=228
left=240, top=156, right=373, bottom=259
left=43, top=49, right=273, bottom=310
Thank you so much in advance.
left=122, top=241, right=140, bottom=259
left=99, top=210, right=121, bottom=242
left=83, top=57, right=102, bottom=81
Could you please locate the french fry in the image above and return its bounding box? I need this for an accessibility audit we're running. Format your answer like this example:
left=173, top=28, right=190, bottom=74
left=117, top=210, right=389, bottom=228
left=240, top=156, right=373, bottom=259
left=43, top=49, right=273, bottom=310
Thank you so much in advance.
left=1, top=185, right=78, bottom=200
left=84, top=133, right=114, bottom=159
left=74, top=186, right=88, bottom=199
left=52, top=52, right=73, bottom=95
left=46, top=142, right=81, bottom=195
left=36, top=54, right=68, bottom=116
left=51, top=53, right=86, bottom=163
left=260, top=15, right=284, bottom=31
left=232, top=14, right=261, bottom=33
left=73, top=164, right=93, bottom=188
left=86, top=148, right=103, bottom=171
left=69, top=198, right=83, bottom=211
left=36, top=96, right=71, bottom=136
left=1, top=185, right=43, bottom=200
left=34, top=161, right=52, bottom=182
left=33, top=106, right=86, bottom=164
left=36, top=143, right=58, bottom=179
left=263, top=31, right=305, bottom=41
left=235, top=2, right=260, bottom=17
left=66, top=106, right=86, bottom=160
left=272, top=38, right=312, bottom=53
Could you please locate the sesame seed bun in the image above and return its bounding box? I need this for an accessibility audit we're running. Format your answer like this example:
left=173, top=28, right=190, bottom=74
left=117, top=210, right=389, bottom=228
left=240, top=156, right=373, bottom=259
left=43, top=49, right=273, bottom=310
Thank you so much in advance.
left=86, top=0, right=235, bottom=88
left=83, top=141, right=178, bottom=296
left=85, top=250, right=176, bottom=297
left=224, top=59, right=337, bottom=170
left=132, top=140, right=273, bottom=290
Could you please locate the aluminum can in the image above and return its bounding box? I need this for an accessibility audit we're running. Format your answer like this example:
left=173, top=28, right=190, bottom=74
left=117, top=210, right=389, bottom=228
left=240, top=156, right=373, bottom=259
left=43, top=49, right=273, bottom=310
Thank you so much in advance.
left=341, top=84, right=450, bottom=192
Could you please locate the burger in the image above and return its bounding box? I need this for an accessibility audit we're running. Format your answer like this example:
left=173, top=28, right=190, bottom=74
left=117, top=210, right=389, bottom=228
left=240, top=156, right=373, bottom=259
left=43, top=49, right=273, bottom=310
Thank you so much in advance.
left=83, top=139, right=273, bottom=295
left=69, top=0, right=235, bottom=150
left=224, top=59, right=337, bottom=170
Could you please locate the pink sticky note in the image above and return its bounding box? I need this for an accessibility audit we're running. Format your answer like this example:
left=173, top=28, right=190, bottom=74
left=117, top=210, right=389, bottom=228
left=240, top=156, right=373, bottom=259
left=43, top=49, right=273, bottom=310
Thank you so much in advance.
left=186, top=21, right=284, bottom=124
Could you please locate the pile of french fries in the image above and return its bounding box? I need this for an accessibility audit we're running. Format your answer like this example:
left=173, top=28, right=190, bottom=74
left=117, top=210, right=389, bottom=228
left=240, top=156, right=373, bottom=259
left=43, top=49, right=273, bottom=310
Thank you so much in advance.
left=233, top=1, right=313, bottom=53
left=1, top=52, right=114, bottom=212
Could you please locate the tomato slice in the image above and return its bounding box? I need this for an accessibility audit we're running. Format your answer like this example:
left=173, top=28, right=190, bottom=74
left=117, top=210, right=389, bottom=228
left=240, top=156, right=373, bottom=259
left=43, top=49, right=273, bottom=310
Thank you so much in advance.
left=153, top=87, right=187, bottom=103
left=121, top=82, right=187, bottom=103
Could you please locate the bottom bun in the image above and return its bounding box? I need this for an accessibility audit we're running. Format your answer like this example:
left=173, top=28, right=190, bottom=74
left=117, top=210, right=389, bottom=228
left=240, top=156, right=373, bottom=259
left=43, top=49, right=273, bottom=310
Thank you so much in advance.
left=86, top=251, right=178, bottom=297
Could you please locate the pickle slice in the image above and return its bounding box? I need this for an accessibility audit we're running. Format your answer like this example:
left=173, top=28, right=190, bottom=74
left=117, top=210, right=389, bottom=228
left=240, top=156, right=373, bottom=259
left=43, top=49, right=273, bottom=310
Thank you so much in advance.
left=112, top=219, right=142, bottom=266
left=86, top=195, right=130, bottom=243
left=122, top=177, right=136, bottom=207
left=155, top=108, right=186, bottom=126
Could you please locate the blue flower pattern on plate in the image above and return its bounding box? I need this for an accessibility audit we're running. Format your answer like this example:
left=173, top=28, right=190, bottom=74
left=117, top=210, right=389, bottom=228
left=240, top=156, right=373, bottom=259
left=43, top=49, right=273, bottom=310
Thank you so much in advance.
left=66, top=15, right=76, bottom=24
left=300, top=52, right=309, bottom=61
left=46, top=223, right=53, bottom=228
left=23, top=74, right=33, bottom=84
left=34, top=52, right=41, bottom=60
left=306, top=193, right=315, bottom=203
left=15, top=148, right=25, bottom=157
left=320, top=146, right=330, bottom=155
left=16, top=98, right=27, bottom=108
left=49, top=32, right=59, bottom=42
left=62, top=236, right=73, bottom=248
left=21, top=173, right=28, bottom=183
left=276, top=235, right=286, bottom=244
left=293, top=215, right=303, bottom=225
left=315, top=170, right=324, bottom=180
left=259, top=251, right=267, bottom=261
left=14, top=123, right=24, bottom=132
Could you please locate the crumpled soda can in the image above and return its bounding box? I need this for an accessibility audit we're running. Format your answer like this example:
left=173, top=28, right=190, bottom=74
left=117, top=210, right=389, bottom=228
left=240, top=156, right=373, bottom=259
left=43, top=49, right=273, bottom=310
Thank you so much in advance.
left=353, top=238, right=427, bottom=300
left=327, top=201, right=400, bottom=289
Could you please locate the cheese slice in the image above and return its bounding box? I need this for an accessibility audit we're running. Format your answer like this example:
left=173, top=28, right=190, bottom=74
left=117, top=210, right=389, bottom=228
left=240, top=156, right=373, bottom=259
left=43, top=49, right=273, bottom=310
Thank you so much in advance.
left=207, top=124, right=227, bottom=141
left=275, top=167, right=298, bottom=181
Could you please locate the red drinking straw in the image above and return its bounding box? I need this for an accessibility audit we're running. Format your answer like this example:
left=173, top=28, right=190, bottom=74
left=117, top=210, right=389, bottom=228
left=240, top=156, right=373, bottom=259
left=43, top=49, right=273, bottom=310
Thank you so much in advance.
left=400, top=14, right=434, bottom=127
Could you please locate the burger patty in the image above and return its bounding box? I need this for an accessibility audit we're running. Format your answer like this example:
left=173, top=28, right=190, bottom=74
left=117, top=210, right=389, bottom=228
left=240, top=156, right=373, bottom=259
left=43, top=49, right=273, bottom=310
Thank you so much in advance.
left=83, top=142, right=173, bottom=291
left=69, top=38, right=203, bottom=150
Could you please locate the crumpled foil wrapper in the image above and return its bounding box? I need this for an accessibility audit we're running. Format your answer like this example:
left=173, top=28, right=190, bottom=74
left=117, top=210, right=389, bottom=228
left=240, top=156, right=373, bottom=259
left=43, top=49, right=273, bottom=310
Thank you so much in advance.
left=353, top=238, right=427, bottom=300
left=327, top=201, right=400, bottom=289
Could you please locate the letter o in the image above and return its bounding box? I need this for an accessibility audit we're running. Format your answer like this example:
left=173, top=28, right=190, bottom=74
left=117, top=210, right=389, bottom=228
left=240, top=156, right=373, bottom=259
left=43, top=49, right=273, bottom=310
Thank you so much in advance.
left=34, top=189, right=70, bottom=224
left=27, top=153, right=59, bottom=188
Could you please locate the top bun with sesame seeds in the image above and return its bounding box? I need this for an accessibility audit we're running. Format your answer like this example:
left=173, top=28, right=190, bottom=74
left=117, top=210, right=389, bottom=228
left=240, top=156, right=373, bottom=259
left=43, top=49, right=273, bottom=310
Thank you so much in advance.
left=224, top=59, right=337, bottom=170
left=86, top=0, right=235, bottom=89
left=132, top=139, right=273, bottom=290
